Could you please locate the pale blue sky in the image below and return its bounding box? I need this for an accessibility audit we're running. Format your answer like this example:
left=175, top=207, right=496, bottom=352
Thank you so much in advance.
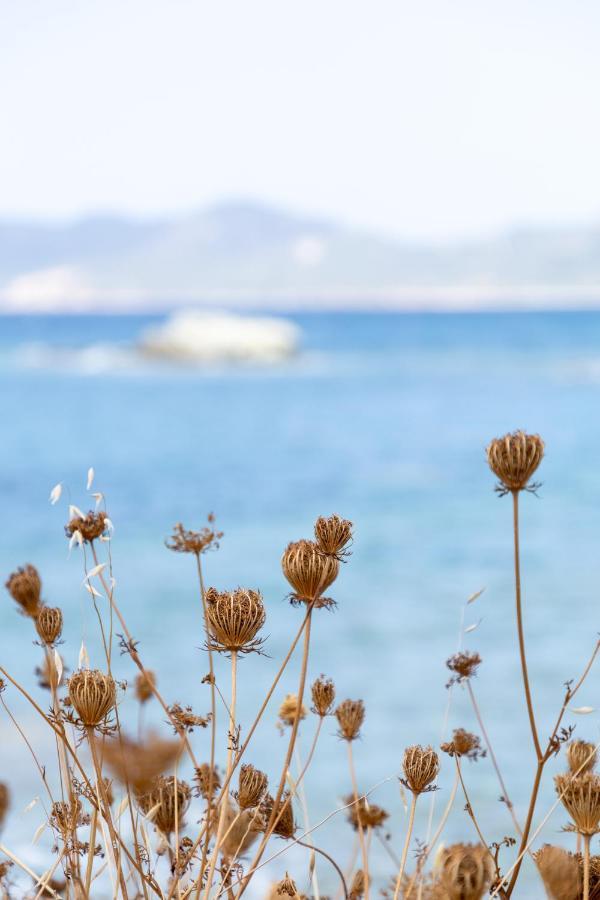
left=2, top=0, right=600, bottom=239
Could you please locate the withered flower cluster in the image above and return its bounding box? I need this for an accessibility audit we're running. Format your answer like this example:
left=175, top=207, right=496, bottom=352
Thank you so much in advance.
left=314, top=514, right=353, bottom=561
left=440, top=729, right=486, bottom=762
left=65, top=510, right=109, bottom=544
left=567, top=739, right=597, bottom=776
left=137, top=775, right=192, bottom=835
left=165, top=515, right=223, bottom=555
left=335, top=699, right=365, bottom=741
left=5, top=564, right=42, bottom=617
left=205, top=587, right=266, bottom=654
left=194, top=764, right=221, bottom=800
left=281, top=539, right=339, bottom=608
left=236, top=764, right=268, bottom=810
left=437, top=843, right=494, bottom=900
left=68, top=669, right=116, bottom=728
left=167, top=703, right=210, bottom=734
left=35, top=606, right=63, bottom=646
left=555, top=772, right=600, bottom=836
left=349, top=869, right=366, bottom=900
left=311, top=676, right=336, bottom=717
left=278, top=693, right=307, bottom=727
left=262, top=792, right=296, bottom=839
left=445, top=651, right=482, bottom=687
left=401, top=745, right=439, bottom=795
left=486, top=430, right=544, bottom=494
left=344, top=794, right=389, bottom=831
left=276, top=873, right=298, bottom=897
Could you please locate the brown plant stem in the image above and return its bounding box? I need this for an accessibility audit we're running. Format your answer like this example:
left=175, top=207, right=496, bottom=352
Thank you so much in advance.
left=392, top=793, right=417, bottom=900
left=87, top=727, right=130, bottom=899
left=404, top=770, right=459, bottom=900
left=584, top=834, right=591, bottom=900
left=297, top=839, right=349, bottom=900
left=347, top=741, right=370, bottom=900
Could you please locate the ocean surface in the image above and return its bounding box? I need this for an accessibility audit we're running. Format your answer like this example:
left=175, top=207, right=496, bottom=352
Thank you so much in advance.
left=2, top=310, right=600, bottom=897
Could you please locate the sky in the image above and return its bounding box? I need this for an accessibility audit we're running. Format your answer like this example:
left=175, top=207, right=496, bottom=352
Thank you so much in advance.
left=2, top=1, right=600, bottom=241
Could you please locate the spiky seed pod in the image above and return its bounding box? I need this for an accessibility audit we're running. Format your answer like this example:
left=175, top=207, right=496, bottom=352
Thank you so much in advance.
left=0, top=783, right=9, bottom=829
left=567, top=739, right=597, bottom=776
left=5, top=564, right=42, bottom=617
left=440, top=729, right=486, bottom=762
left=555, top=772, right=600, bottom=835
left=344, top=795, right=388, bottom=831
left=534, top=844, right=581, bottom=900
left=35, top=606, right=63, bottom=645
left=311, top=676, right=336, bottom=717
left=402, top=745, right=439, bottom=795
left=437, top=843, right=494, bottom=900
left=314, top=515, right=353, bottom=561
left=349, top=870, right=366, bottom=900
left=335, top=699, right=365, bottom=741
left=486, top=431, right=544, bottom=493
left=68, top=669, right=116, bottom=727
left=262, top=792, right=296, bottom=839
left=205, top=587, right=266, bottom=654
left=194, top=764, right=221, bottom=801
left=278, top=694, right=308, bottom=727
left=237, top=764, right=268, bottom=810
left=137, top=775, right=191, bottom=834
left=281, top=539, right=339, bottom=606
left=276, top=874, right=298, bottom=897
left=65, top=510, right=108, bottom=544
left=135, top=670, right=156, bottom=704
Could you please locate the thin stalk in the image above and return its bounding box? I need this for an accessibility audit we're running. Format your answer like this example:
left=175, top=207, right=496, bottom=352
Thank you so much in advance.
left=85, top=809, right=98, bottom=895
left=0, top=844, right=62, bottom=899
left=584, top=834, right=591, bottom=900
left=392, top=793, right=417, bottom=900
left=87, top=727, right=130, bottom=899
left=293, top=740, right=319, bottom=900
left=347, top=741, right=370, bottom=900
left=405, top=770, right=459, bottom=900
left=297, top=840, right=348, bottom=900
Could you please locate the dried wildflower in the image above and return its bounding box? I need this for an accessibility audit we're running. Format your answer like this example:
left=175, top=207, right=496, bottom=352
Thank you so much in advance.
left=344, top=794, right=389, bottom=831
left=236, top=764, right=268, bottom=810
left=314, top=515, right=353, bottom=561
left=278, top=694, right=308, bottom=727
left=137, top=775, right=191, bottom=834
left=402, top=745, right=439, bottom=795
left=166, top=516, right=223, bottom=555
left=349, top=870, right=366, bottom=900
left=534, top=844, right=581, bottom=900
left=35, top=606, right=63, bottom=645
left=567, top=739, right=597, bottom=776
left=277, top=874, right=298, bottom=897
left=205, top=587, right=266, bottom=654
left=68, top=669, right=116, bottom=727
left=194, top=764, right=221, bottom=800
left=446, top=651, right=482, bottom=687
left=0, top=783, right=9, bottom=829
left=5, top=564, right=42, bottom=617
left=437, top=843, right=494, bottom=900
left=281, top=539, right=339, bottom=607
left=262, top=792, right=296, bottom=839
left=555, top=772, right=600, bottom=835
left=440, top=729, right=486, bottom=762
left=102, top=733, right=183, bottom=794
left=335, top=699, right=365, bottom=741
left=50, top=798, right=84, bottom=836
left=135, top=670, right=156, bottom=704
left=167, top=703, right=210, bottom=734
left=65, top=510, right=108, bottom=544
left=311, top=676, right=336, bottom=717
left=486, top=431, right=544, bottom=494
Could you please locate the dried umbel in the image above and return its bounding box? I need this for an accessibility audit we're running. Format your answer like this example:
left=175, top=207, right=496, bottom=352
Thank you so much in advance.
left=35, top=606, right=63, bottom=645
left=567, top=739, right=597, bottom=776
left=236, top=764, right=268, bottom=810
left=135, top=670, right=156, bottom=704
left=276, top=873, right=298, bottom=897
left=102, top=733, right=183, bottom=795
left=205, top=587, right=266, bottom=654
left=137, top=775, right=191, bottom=834
left=344, top=794, right=388, bottom=831
left=311, top=676, right=336, bottom=717
left=65, top=510, right=108, bottom=544
left=0, top=783, right=9, bottom=829
left=349, top=869, right=366, bottom=900
left=437, top=843, right=494, bottom=900
left=440, top=729, right=486, bottom=762
left=314, top=514, right=353, bottom=561
left=486, top=430, right=544, bottom=493
left=194, top=764, right=221, bottom=801
left=555, top=772, right=600, bottom=835
left=68, top=669, right=116, bottom=727
left=335, top=699, right=365, bottom=741
left=281, top=539, right=339, bottom=606
left=50, top=799, right=84, bottom=837
left=446, top=651, right=482, bottom=687
left=278, top=694, right=308, bottom=727
left=262, top=792, right=296, bottom=839
left=402, top=745, right=439, bottom=795
left=165, top=516, right=223, bottom=555
left=168, top=703, right=210, bottom=734
left=5, top=564, right=42, bottom=617
left=534, top=844, right=581, bottom=900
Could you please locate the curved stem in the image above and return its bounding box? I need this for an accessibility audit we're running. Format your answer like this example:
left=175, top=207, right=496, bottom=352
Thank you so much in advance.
left=393, top=793, right=417, bottom=900
left=297, top=840, right=349, bottom=900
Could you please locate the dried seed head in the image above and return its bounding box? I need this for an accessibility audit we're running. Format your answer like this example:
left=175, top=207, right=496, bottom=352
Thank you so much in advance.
left=486, top=431, right=544, bottom=493
left=35, top=606, right=63, bottom=645
left=567, top=739, right=597, bottom=776
left=65, top=510, right=108, bottom=544
left=68, top=669, right=116, bottom=727
left=278, top=694, right=308, bottom=727
left=276, top=873, right=298, bottom=897
left=194, top=764, right=221, bottom=801
left=50, top=798, right=83, bottom=836
left=281, top=540, right=339, bottom=606
left=205, top=587, right=266, bottom=654
left=0, top=783, right=9, bottom=829
left=262, top=792, right=296, bottom=839
left=402, top=745, right=439, bottom=795
left=236, top=764, right=268, bottom=810
left=534, top=844, right=581, bottom=900
left=6, top=564, right=42, bottom=617
left=349, top=870, right=366, bottom=900
left=446, top=651, right=482, bottom=687
left=135, top=670, right=156, bottom=704
left=344, top=795, right=388, bottom=831
left=555, top=772, right=600, bottom=835
left=311, top=676, right=336, bottom=717
left=335, top=699, right=365, bottom=741
left=137, top=775, right=191, bottom=834
left=165, top=517, right=223, bottom=555
left=437, top=843, right=494, bottom=900
left=102, top=733, right=183, bottom=795
left=440, top=729, right=486, bottom=762
left=314, top=515, right=353, bottom=561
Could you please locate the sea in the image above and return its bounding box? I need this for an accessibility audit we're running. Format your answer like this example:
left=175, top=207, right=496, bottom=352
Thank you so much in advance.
left=2, top=310, right=600, bottom=897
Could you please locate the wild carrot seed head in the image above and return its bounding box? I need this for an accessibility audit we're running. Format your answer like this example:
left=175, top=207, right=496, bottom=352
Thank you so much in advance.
left=205, top=587, right=266, bottom=654
left=335, top=699, right=365, bottom=741
left=65, top=510, right=108, bottom=544
left=137, top=775, right=191, bottom=835
left=165, top=516, right=223, bottom=555
left=281, top=539, right=339, bottom=607
left=314, top=514, right=353, bottom=561
left=440, top=729, right=486, bottom=762
left=401, top=745, right=439, bottom=794
left=486, top=430, right=544, bottom=494
left=35, top=606, right=63, bottom=645
left=68, top=669, right=116, bottom=727
left=5, top=564, right=42, bottom=617
left=311, top=676, right=336, bottom=717
left=236, top=764, right=268, bottom=810
left=438, top=843, right=494, bottom=900
left=555, top=772, right=600, bottom=835
left=567, top=739, right=597, bottom=776
left=278, top=694, right=307, bottom=727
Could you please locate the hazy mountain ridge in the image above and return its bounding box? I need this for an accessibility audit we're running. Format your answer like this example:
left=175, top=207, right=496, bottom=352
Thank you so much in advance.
left=2, top=201, right=600, bottom=311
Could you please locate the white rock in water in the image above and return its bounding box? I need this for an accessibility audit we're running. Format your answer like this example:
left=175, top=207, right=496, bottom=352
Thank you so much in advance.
left=139, top=310, right=301, bottom=363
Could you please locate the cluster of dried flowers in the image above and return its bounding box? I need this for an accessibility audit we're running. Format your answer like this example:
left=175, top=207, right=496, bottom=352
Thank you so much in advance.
left=0, top=435, right=598, bottom=899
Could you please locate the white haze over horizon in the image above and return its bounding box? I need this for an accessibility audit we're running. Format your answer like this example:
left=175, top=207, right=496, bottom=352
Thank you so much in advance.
left=2, top=1, right=600, bottom=243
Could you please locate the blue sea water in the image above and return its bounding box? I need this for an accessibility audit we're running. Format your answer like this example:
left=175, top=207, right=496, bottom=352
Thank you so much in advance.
left=2, top=310, right=600, bottom=897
